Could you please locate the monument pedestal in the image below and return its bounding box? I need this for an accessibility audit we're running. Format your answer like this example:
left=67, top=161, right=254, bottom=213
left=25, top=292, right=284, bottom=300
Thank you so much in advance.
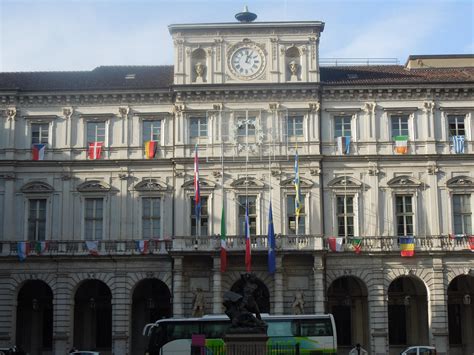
left=224, top=333, right=268, bottom=355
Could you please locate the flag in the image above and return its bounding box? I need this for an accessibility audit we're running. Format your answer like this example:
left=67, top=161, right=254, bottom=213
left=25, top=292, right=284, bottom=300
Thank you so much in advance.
left=17, top=242, right=30, bottom=261
left=469, top=236, right=474, bottom=252
left=220, top=205, right=227, bottom=272
left=32, top=143, right=46, bottom=161
left=399, top=237, right=415, bottom=257
left=34, top=241, right=48, bottom=255
left=245, top=202, right=251, bottom=272
left=194, top=145, right=201, bottom=223
left=394, top=135, right=408, bottom=154
left=449, top=233, right=465, bottom=240
left=135, top=240, right=149, bottom=254
left=451, top=135, right=465, bottom=154
left=351, top=238, right=362, bottom=254
left=336, top=136, right=351, bottom=155
left=85, top=241, right=99, bottom=256
left=268, top=201, right=276, bottom=274
left=294, top=150, right=302, bottom=229
left=88, top=142, right=103, bottom=160
left=145, top=140, right=157, bottom=159
left=328, top=237, right=344, bottom=252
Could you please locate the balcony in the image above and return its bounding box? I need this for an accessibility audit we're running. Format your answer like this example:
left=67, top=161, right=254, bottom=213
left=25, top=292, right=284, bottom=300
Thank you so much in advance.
left=0, top=235, right=471, bottom=259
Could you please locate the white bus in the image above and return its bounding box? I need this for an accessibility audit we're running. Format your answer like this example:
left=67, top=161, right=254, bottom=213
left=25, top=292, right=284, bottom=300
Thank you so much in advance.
left=143, top=314, right=337, bottom=354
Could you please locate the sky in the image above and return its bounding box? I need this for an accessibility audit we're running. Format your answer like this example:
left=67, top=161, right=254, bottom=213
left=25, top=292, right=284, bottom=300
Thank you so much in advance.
left=0, top=0, right=472, bottom=72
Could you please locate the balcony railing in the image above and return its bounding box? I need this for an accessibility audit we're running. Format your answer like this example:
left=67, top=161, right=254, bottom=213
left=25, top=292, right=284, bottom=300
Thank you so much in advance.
left=0, top=235, right=471, bottom=258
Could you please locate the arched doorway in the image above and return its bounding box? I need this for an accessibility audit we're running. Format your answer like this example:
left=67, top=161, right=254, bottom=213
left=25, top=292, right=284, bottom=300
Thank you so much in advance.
left=388, top=276, right=428, bottom=354
left=74, top=280, right=112, bottom=352
left=230, top=275, right=270, bottom=313
left=447, top=274, right=474, bottom=355
left=131, top=279, right=172, bottom=355
left=16, top=280, right=53, bottom=355
left=327, top=276, right=369, bottom=353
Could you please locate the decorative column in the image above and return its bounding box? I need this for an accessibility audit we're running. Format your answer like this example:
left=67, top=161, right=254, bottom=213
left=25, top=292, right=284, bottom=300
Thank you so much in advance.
left=423, top=101, right=436, bottom=154
left=313, top=256, right=325, bottom=313
left=212, top=257, right=222, bottom=314
left=368, top=266, right=388, bottom=355
left=62, top=107, right=73, bottom=149
left=173, top=256, right=184, bottom=317
left=364, top=102, right=376, bottom=155
left=3, top=173, right=15, bottom=239
left=0, top=273, right=14, bottom=348
left=53, top=273, right=73, bottom=355
left=112, top=271, right=129, bottom=355
left=308, top=102, right=320, bottom=155
left=273, top=255, right=284, bottom=314
left=430, top=259, right=449, bottom=355
left=5, top=107, right=17, bottom=160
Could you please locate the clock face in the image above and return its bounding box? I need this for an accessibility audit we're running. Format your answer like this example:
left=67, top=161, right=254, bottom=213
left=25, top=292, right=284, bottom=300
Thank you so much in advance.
left=230, top=46, right=265, bottom=79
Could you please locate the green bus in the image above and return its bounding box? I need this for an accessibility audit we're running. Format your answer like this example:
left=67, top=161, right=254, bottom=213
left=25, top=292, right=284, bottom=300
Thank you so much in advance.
left=143, top=314, right=337, bottom=354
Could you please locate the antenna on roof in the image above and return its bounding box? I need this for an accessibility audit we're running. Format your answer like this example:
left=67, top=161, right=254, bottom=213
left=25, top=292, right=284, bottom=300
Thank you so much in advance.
left=235, top=5, right=257, bottom=23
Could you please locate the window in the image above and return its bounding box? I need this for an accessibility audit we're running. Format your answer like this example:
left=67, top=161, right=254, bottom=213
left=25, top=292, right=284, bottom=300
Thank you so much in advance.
left=237, top=117, right=256, bottom=137
left=28, top=199, right=46, bottom=241
left=336, top=196, right=354, bottom=237
left=143, top=120, right=161, bottom=142
left=142, top=197, right=161, bottom=239
left=87, top=121, right=106, bottom=143
left=396, top=195, right=413, bottom=236
left=287, top=195, right=305, bottom=234
left=453, top=194, right=472, bottom=235
left=85, top=198, right=103, bottom=240
left=287, top=116, right=303, bottom=137
left=31, top=123, right=49, bottom=145
left=391, top=115, right=409, bottom=137
left=189, top=117, right=207, bottom=138
left=191, top=196, right=208, bottom=236
left=448, top=115, right=465, bottom=137
left=239, top=196, right=257, bottom=235
left=334, top=116, right=351, bottom=138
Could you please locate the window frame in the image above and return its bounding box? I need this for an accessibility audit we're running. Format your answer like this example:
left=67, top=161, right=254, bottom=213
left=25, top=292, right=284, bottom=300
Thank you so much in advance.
left=190, top=195, right=209, bottom=236
left=83, top=197, right=105, bottom=241
left=395, top=195, right=414, bottom=237
left=236, top=116, right=257, bottom=138
left=31, top=122, right=50, bottom=146
left=189, top=117, right=208, bottom=139
left=86, top=121, right=107, bottom=144
left=141, top=196, right=162, bottom=239
left=452, top=194, right=472, bottom=235
left=391, top=114, right=410, bottom=138
left=334, top=115, right=352, bottom=138
left=287, top=115, right=304, bottom=138
left=142, top=119, right=162, bottom=143
left=447, top=114, right=466, bottom=137
left=336, top=195, right=355, bottom=238
left=286, top=193, right=306, bottom=235
left=27, top=198, right=47, bottom=241
left=238, top=195, right=257, bottom=236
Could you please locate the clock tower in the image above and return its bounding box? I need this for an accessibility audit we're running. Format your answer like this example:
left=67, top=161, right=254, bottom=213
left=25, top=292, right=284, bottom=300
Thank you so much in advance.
left=168, top=8, right=325, bottom=85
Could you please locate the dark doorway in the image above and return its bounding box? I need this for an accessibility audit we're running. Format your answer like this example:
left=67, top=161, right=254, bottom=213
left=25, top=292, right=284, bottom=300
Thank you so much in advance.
left=74, top=280, right=112, bottom=352
left=16, top=280, right=53, bottom=355
left=131, top=278, right=172, bottom=355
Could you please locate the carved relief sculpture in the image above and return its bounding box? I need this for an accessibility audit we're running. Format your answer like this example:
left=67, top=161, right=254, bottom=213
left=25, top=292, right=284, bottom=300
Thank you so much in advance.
left=195, top=62, right=205, bottom=83
left=289, top=60, right=299, bottom=81
left=192, top=287, right=205, bottom=317
left=292, top=289, right=305, bottom=314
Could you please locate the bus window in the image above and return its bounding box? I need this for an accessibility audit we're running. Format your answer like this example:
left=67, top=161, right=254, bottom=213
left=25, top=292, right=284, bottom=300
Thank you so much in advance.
left=267, top=320, right=294, bottom=337
left=166, top=322, right=200, bottom=341
left=200, top=322, right=230, bottom=338
left=299, top=319, right=333, bottom=337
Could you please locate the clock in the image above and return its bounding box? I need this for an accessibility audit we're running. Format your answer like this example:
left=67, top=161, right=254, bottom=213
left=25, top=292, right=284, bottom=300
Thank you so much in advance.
left=228, top=44, right=265, bottom=80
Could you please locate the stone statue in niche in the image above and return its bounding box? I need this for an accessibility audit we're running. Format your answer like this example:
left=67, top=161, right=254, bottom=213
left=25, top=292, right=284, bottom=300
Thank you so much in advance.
left=194, top=62, right=205, bottom=83
left=292, top=289, right=305, bottom=314
left=289, top=60, right=299, bottom=81
left=223, top=273, right=267, bottom=334
left=192, top=287, right=205, bottom=317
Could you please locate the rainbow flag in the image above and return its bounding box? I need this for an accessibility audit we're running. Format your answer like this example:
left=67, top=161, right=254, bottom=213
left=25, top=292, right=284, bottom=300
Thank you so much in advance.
left=399, top=237, right=415, bottom=257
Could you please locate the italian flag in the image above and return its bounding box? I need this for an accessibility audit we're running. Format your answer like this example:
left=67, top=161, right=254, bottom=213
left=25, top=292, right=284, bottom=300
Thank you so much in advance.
left=220, top=205, right=227, bottom=272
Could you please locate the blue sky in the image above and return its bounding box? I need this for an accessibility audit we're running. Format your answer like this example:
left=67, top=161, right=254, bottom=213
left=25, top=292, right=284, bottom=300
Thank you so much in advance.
left=0, top=0, right=472, bottom=72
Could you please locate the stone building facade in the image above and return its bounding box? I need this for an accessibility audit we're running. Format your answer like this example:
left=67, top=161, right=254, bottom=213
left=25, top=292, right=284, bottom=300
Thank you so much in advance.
left=0, top=14, right=473, bottom=355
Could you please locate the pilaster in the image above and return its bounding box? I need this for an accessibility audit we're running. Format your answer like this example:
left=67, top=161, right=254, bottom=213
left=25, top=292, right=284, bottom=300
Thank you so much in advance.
left=273, top=255, right=283, bottom=314
left=53, top=273, right=73, bottom=355
left=430, top=259, right=449, bottom=355
left=369, top=267, right=388, bottom=355
left=212, top=257, right=222, bottom=314
left=173, top=256, right=184, bottom=316
left=313, top=256, right=325, bottom=314
left=112, top=271, right=129, bottom=355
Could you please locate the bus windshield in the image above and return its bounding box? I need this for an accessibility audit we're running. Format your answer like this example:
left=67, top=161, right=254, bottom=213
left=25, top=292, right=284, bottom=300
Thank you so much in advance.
left=145, top=314, right=337, bottom=355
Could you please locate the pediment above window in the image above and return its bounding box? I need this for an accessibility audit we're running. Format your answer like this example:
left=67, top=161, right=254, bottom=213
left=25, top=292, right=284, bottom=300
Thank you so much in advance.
left=387, top=175, right=422, bottom=189
left=77, top=180, right=111, bottom=193
left=446, top=176, right=474, bottom=189
left=135, top=178, right=168, bottom=192
left=230, top=177, right=265, bottom=189
left=327, top=176, right=362, bottom=190
left=280, top=177, right=313, bottom=189
left=21, top=181, right=54, bottom=193
left=182, top=178, right=216, bottom=190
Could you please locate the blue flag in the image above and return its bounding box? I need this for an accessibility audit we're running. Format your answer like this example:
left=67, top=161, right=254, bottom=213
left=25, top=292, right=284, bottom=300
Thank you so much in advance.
left=268, top=201, right=276, bottom=274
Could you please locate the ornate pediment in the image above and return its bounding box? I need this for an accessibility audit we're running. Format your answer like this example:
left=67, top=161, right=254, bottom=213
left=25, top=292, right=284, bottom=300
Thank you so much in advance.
left=446, top=176, right=474, bottom=189
left=230, top=177, right=265, bottom=189
left=387, top=175, right=422, bottom=189
left=134, top=178, right=168, bottom=192
left=327, top=176, right=362, bottom=190
left=21, top=181, right=54, bottom=193
left=280, top=177, right=313, bottom=189
left=77, top=180, right=111, bottom=193
left=182, top=178, right=216, bottom=190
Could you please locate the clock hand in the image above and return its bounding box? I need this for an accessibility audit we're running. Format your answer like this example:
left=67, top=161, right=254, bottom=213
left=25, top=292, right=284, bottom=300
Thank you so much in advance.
left=245, top=55, right=251, bottom=64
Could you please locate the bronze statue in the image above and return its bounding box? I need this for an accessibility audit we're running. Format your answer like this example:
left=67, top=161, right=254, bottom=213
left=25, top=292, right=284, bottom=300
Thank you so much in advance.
left=223, top=273, right=267, bottom=333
